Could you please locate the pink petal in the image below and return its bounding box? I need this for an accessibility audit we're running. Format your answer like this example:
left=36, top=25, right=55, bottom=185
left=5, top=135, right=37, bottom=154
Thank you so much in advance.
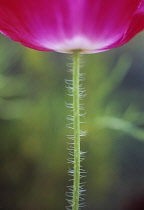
left=110, top=0, right=144, bottom=49
left=0, top=0, right=143, bottom=53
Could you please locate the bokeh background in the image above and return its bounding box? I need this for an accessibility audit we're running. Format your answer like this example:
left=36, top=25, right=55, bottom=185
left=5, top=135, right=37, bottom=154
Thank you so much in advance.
left=0, top=32, right=144, bottom=210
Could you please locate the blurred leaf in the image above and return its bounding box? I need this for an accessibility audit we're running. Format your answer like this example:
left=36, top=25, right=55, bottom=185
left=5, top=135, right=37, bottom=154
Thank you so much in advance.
left=95, top=54, right=132, bottom=109
left=96, top=116, right=144, bottom=141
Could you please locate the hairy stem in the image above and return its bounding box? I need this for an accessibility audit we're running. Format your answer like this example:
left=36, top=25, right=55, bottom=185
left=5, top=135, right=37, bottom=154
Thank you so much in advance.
left=72, top=50, right=81, bottom=210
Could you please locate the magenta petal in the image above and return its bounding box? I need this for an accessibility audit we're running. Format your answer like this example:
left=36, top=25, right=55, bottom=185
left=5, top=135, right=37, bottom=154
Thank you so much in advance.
left=105, top=0, right=144, bottom=50
left=0, top=0, right=143, bottom=53
left=118, top=1, right=144, bottom=47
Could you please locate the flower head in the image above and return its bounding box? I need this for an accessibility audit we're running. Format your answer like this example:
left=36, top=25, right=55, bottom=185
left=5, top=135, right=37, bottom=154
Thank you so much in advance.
left=0, top=0, right=144, bottom=53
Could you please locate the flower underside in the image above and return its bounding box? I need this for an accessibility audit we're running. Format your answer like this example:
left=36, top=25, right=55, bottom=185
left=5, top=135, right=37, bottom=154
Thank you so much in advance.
left=0, top=0, right=143, bottom=53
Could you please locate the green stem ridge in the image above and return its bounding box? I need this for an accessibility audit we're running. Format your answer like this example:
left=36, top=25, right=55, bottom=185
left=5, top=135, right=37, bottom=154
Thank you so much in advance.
left=72, top=50, right=81, bottom=210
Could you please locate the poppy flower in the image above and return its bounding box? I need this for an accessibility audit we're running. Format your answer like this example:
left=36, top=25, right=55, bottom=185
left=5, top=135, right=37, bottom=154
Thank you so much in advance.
left=0, top=0, right=144, bottom=54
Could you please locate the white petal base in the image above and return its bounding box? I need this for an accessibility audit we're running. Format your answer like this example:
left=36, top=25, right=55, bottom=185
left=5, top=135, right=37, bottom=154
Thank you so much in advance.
left=42, top=36, right=117, bottom=54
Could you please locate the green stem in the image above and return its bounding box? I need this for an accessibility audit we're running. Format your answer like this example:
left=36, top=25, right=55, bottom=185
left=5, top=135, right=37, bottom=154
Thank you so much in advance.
left=72, top=50, right=81, bottom=210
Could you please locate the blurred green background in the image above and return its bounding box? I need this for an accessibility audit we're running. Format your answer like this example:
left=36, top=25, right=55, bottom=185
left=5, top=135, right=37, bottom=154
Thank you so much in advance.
left=0, top=32, right=144, bottom=210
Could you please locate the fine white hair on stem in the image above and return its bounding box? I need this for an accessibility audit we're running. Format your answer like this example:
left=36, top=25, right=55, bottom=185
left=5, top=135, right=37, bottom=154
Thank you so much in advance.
left=65, top=54, right=87, bottom=210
